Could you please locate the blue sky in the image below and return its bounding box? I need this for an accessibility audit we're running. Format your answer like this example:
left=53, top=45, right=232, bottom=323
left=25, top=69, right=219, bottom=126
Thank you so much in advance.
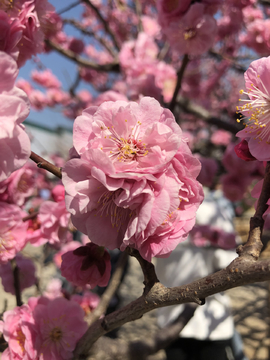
left=19, top=0, right=86, bottom=130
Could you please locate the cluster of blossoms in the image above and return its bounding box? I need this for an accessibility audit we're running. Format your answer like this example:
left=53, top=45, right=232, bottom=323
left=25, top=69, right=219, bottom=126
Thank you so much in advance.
left=0, top=0, right=55, bottom=67
left=0, top=297, right=88, bottom=360
left=63, top=97, right=204, bottom=262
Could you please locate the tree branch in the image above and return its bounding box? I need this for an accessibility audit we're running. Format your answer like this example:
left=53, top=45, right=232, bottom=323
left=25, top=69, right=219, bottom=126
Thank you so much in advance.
left=87, top=251, right=128, bottom=325
left=125, top=247, right=159, bottom=293
left=10, top=258, right=22, bottom=307
left=237, top=162, right=270, bottom=260
left=176, top=96, right=242, bottom=134
left=30, top=151, right=62, bottom=179
left=80, top=0, right=120, bottom=50
left=45, top=39, right=120, bottom=72
left=63, top=18, right=117, bottom=58
left=86, top=304, right=197, bottom=360
left=169, top=54, right=189, bottom=113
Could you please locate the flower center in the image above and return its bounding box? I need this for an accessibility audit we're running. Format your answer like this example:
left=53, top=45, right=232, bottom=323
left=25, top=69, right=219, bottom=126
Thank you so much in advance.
left=236, top=75, right=270, bottom=144
left=184, top=28, right=196, bottom=40
left=17, top=173, right=29, bottom=192
left=49, top=327, right=63, bottom=342
left=99, top=121, right=148, bottom=163
left=16, top=328, right=26, bottom=353
left=0, top=232, right=14, bottom=251
left=95, top=190, right=131, bottom=230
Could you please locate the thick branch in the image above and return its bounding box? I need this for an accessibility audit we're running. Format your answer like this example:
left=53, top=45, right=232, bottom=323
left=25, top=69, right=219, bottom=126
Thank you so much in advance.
left=169, top=54, right=189, bottom=112
left=73, top=256, right=270, bottom=359
left=45, top=39, right=120, bottom=72
left=30, top=151, right=62, bottom=179
left=81, top=0, right=120, bottom=50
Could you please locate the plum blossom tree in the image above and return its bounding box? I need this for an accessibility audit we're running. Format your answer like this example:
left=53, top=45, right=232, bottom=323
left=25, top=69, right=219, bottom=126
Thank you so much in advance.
left=1, top=0, right=270, bottom=359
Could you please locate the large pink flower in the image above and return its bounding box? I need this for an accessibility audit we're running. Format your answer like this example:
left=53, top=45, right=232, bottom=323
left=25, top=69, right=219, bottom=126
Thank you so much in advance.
left=63, top=97, right=203, bottom=261
left=237, top=56, right=270, bottom=161
left=33, top=297, right=88, bottom=360
left=72, top=97, right=182, bottom=174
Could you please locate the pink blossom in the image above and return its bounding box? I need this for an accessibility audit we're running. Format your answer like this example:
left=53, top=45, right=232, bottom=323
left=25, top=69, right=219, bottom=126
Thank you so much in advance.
left=53, top=241, right=81, bottom=268
left=51, top=184, right=65, bottom=202
left=0, top=253, right=36, bottom=295
left=68, top=37, right=85, bottom=54
left=211, top=129, right=232, bottom=146
left=63, top=97, right=203, bottom=261
left=33, top=297, right=88, bottom=360
left=243, top=6, right=264, bottom=24
left=61, top=243, right=111, bottom=288
left=31, top=69, right=61, bottom=88
left=16, top=78, right=33, bottom=96
left=119, top=32, right=158, bottom=77
left=237, top=56, right=270, bottom=161
left=0, top=52, right=31, bottom=182
left=38, top=200, right=72, bottom=246
left=234, top=139, right=256, bottom=161
left=240, top=19, right=270, bottom=55
left=196, top=155, right=218, bottom=188
left=1, top=304, right=38, bottom=360
left=0, top=10, right=24, bottom=60
left=0, top=162, right=36, bottom=206
left=28, top=89, right=48, bottom=110
left=141, top=15, right=161, bottom=37
left=71, top=97, right=182, bottom=174
left=162, top=3, right=217, bottom=56
left=0, top=202, right=28, bottom=264
left=43, top=278, right=63, bottom=299
left=190, top=224, right=236, bottom=249
left=157, top=0, right=191, bottom=28
left=46, top=88, right=70, bottom=107
left=71, top=291, right=100, bottom=315
left=221, top=173, right=252, bottom=202
left=94, top=90, right=128, bottom=106
left=41, top=11, right=63, bottom=39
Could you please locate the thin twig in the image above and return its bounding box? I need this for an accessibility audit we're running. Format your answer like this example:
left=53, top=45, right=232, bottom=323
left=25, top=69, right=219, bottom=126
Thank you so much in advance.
left=22, top=211, right=39, bottom=222
left=45, top=39, right=120, bottom=72
left=10, top=259, right=22, bottom=306
left=69, top=72, right=81, bottom=97
left=169, top=54, right=189, bottom=112
left=86, top=251, right=128, bottom=325
left=58, top=1, right=81, bottom=15
left=125, top=247, right=159, bottom=293
left=63, top=18, right=117, bottom=57
left=177, top=96, right=242, bottom=134
left=81, top=0, right=120, bottom=50
left=30, top=151, right=62, bottom=179
left=134, top=0, right=143, bottom=33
